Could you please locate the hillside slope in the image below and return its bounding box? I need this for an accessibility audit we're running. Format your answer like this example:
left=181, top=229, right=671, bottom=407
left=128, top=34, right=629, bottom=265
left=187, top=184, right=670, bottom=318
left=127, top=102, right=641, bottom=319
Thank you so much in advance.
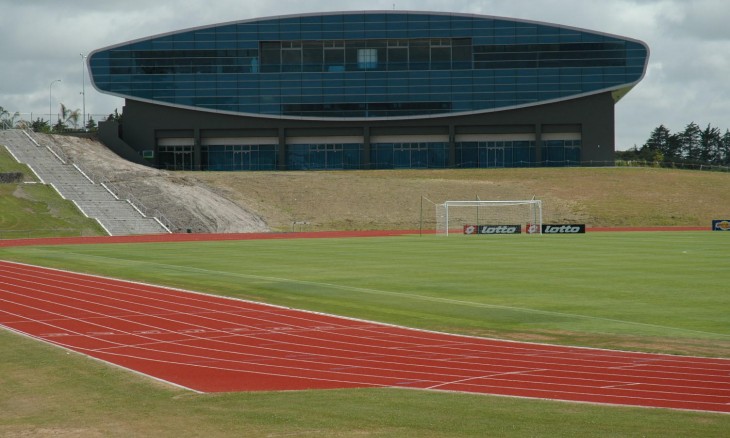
left=194, top=167, right=730, bottom=231
left=28, top=134, right=268, bottom=234
left=8, top=134, right=730, bottom=233
left=0, top=146, right=105, bottom=238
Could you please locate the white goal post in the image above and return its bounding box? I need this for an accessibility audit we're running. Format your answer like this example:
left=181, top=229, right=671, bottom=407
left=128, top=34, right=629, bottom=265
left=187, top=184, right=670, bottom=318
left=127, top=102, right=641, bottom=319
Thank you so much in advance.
left=436, top=200, right=543, bottom=236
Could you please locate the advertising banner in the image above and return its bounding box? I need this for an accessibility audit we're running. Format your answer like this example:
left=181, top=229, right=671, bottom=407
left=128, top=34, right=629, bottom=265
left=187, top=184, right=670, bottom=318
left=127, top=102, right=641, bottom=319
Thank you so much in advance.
left=542, top=224, right=586, bottom=234
left=464, top=225, right=522, bottom=235
left=712, top=220, right=730, bottom=231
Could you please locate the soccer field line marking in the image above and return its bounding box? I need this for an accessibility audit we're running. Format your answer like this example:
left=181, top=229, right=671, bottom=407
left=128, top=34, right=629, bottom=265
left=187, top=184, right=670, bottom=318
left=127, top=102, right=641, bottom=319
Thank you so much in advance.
left=24, top=251, right=730, bottom=339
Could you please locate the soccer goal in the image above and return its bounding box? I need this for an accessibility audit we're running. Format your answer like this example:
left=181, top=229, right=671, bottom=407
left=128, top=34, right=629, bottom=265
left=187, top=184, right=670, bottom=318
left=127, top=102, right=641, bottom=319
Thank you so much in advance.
left=435, top=200, right=542, bottom=236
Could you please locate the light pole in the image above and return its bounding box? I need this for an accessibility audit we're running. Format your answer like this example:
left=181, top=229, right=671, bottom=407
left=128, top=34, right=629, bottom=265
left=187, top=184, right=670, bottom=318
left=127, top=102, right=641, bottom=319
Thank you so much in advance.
left=80, top=53, right=87, bottom=130
left=49, top=79, right=61, bottom=131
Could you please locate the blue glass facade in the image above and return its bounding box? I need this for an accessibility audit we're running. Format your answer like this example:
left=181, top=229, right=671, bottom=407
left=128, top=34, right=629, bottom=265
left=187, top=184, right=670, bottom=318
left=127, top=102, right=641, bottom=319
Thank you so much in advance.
left=203, top=144, right=278, bottom=171
left=455, top=141, right=536, bottom=168
left=90, top=12, right=648, bottom=170
left=370, top=142, right=449, bottom=169
left=287, top=143, right=361, bottom=170
left=90, top=12, right=647, bottom=119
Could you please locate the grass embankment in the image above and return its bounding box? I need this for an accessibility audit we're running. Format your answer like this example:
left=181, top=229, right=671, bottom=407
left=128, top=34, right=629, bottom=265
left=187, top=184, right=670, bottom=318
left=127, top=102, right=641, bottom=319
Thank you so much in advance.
left=0, top=146, right=105, bottom=238
left=194, top=167, right=730, bottom=231
left=1, top=233, right=729, bottom=436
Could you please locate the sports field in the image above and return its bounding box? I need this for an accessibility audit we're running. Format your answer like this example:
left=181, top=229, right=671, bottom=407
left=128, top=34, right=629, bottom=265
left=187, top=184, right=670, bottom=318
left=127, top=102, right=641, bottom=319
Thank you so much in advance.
left=1, top=231, right=729, bottom=436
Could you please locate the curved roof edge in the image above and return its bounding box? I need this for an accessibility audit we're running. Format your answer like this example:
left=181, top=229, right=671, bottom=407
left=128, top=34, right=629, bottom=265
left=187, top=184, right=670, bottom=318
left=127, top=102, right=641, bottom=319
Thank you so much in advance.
left=89, top=10, right=650, bottom=57
left=93, top=85, right=640, bottom=124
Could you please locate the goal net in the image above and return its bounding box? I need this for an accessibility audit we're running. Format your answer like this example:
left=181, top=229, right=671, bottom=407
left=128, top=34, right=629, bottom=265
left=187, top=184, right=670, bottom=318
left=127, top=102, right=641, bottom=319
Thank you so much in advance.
left=435, top=200, right=542, bottom=236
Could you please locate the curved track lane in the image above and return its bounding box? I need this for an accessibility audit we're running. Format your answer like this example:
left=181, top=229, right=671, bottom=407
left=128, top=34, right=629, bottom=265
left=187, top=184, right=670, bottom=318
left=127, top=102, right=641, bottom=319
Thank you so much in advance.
left=1, top=260, right=728, bottom=413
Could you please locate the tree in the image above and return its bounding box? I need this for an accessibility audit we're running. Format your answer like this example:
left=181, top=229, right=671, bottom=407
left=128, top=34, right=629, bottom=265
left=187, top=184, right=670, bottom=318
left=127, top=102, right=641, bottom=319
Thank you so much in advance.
left=722, top=130, right=730, bottom=165
left=615, top=146, right=640, bottom=161
left=700, top=124, right=722, bottom=164
left=641, top=123, right=730, bottom=168
left=106, top=108, right=122, bottom=122
left=53, top=119, right=66, bottom=133
left=636, top=144, right=664, bottom=163
left=85, top=116, right=97, bottom=132
left=0, top=106, right=20, bottom=129
left=643, top=124, right=680, bottom=160
left=31, top=118, right=50, bottom=133
left=679, top=122, right=702, bottom=161
left=59, top=103, right=81, bottom=130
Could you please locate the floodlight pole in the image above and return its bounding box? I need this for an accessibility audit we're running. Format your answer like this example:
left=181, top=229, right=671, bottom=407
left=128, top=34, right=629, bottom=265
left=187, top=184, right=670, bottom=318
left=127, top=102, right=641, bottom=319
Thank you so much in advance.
left=80, top=53, right=87, bottom=130
left=49, top=79, right=61, bottom=131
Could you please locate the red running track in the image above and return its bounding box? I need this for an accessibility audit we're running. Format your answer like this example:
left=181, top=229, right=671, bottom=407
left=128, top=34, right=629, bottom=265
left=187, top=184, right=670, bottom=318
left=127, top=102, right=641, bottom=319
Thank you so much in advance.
left=1, top=260, right=728, bottom=413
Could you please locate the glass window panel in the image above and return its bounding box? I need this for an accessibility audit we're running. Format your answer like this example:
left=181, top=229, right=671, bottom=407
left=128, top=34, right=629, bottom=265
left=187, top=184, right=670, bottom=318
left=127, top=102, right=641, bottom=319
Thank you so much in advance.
left=410, top=41, right=429, bottom=70
left=281, top=48, right=302, bottom=72
left=559, top=28, right=582, bottom=43
left=387, top=47, right=408, bottom=70
left=300, top=42, right=322, bottom=72
left=387, top=14, right=409, bottom=28
left=452, top=39, right=472, bottom=68
left=358, top=48, right=378, bottom=69
left=408, top=15, right=430, bottom=32
left=322, top=14, right=344, bottom=24
left=537, top=25, right=560, bottom=43
left=260, top=42, right=281, bottom=72
left=324, top=47, right=345, bottom=71
left=428, top=143, right=448, bottom=168
left=430, top=46, right=451, bottom=69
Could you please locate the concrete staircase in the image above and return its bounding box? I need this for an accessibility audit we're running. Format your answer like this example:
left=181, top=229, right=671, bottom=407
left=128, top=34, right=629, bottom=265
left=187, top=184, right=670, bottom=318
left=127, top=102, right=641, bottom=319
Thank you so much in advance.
left=0, top=129, right=169, bottom=236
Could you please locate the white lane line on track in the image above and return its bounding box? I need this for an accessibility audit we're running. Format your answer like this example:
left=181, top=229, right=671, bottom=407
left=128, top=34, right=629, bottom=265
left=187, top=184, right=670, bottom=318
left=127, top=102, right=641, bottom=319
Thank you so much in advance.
left=2, top=268, right=729, bottom=390
left=2, top=262, right=489, bottom=355
left=2, top=294, right=565, bottom=388
left=5, top=259, right=730, bottom=368
left=1, top=260, right=729, bottom=411
left=0, top=305, right=433, bottom=388
left=426, top=369, right=548, bottom=390
left=5, top=264, right=728, bottom=384
left=2, top=263, right=674, bottom=371
left=601, top=382, right=644, bottom=389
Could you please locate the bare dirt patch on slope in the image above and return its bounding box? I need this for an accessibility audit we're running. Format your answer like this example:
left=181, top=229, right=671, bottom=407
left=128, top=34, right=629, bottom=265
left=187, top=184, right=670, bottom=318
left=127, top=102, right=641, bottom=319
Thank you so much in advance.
left=41, top=134, right=268, bottom=233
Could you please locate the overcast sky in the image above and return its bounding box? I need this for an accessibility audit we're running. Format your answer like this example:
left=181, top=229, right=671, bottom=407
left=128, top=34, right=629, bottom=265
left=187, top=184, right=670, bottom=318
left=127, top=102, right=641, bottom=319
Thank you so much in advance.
left=1, top=0, right=728, bottom=150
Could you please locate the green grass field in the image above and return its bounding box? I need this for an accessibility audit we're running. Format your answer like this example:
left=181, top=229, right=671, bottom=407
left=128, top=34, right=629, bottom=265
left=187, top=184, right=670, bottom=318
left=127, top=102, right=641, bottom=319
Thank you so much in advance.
left=1, top=232, right=729, bottom=436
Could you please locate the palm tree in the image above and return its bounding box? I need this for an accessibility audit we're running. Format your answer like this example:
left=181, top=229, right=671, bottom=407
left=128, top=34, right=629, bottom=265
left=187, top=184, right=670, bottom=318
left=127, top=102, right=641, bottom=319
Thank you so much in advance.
left=58, top=103, right=81, bottom=130
left=0, top=106, right=20, bottom=129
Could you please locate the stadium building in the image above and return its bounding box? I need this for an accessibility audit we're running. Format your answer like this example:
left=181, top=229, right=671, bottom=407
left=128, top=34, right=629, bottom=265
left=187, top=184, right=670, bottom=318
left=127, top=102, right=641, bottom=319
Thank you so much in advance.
left=89, top=11, right=649, bottom=171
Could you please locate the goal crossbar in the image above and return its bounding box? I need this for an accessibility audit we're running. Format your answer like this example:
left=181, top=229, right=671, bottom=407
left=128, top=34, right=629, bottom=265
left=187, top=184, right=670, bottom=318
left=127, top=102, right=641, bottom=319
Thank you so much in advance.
left=442, top=200, right=538, bottom=206
left=436, top=199, right=542, bottom=236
